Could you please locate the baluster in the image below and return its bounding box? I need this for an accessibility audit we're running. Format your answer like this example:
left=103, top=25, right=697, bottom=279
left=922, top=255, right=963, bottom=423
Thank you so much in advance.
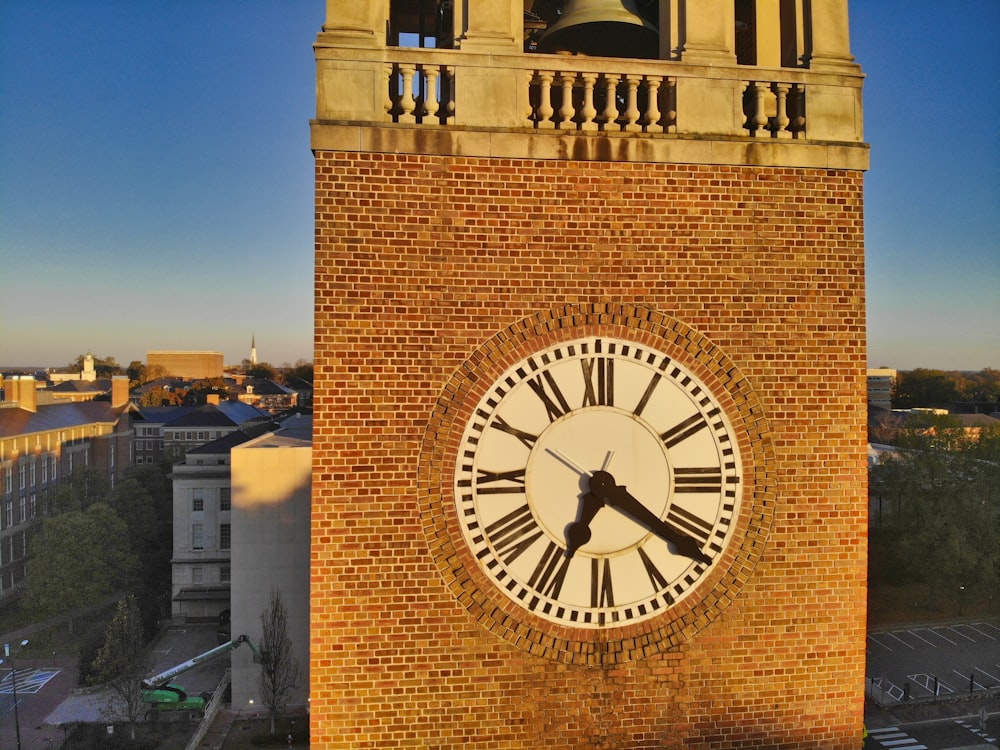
left=579, top=73, right=598, bottom=131
left=643, top=75, right=662, bottom=133
left=789, top=83, right=805, bottom=138
left=384, top=63, right=395, bottom=121
left=444, top=66, right=456, bottom=124
left=398, top=63, right=417, bottom=123
left=622, top=75, right=641, bottom=132
left=423, top=65, right=441, bottom=123
left=600, top=74, right=620, bottom=130
left=525, top=70, right=536, bottom=127
left=664, top=77, right=677, bottom=133
left=751, top=82, right=769, bottom=137
left=423, top=66, right=440, bottom=124
left=772, top=83, right=791, bottom=139
left=536, top=70, right=555, bottom=129
left=558, top=72, right=577, bottom=129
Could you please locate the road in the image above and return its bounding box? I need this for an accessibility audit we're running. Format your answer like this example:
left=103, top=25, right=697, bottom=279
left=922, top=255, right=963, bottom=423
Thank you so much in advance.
left=1, top=623, right=227, bottom=749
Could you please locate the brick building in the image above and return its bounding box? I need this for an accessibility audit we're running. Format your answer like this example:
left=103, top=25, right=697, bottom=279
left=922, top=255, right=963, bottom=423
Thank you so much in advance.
left=0, top=375, right=133, bottom=603
left=146, top=350, right=224, bottom=380
left=311, top=2, right=868, bottom=747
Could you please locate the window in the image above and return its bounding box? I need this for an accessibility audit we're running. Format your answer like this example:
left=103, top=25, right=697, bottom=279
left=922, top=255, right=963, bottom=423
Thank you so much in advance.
left=197, top=431, right=205, bottom=441
left=192, top=489, right=205, bottom=512
left=192, top=523, right=204, bottom=550
left=29, top=460, right=36, bottom=486
left=3, top=467, right=11, bottom=494
left=192, top=567, right=203, bottom=584
left=29, top=494, right=36, bottom=518
left=19, top=496, right=26, bottom=523
left=220, top=488, right=231, bottom=511
left=19, top=463, right=26, bottom=490
left=136, top=441, right=144, bottom=451
left=41, top=458, right=47, bottom=484
left=220, top=565, right=231, bottom=582
left=50, top=455, right=57, bottom=481
left=4, top=501, right=12, bottom=528
left=220, top=523, right=231, bottom=550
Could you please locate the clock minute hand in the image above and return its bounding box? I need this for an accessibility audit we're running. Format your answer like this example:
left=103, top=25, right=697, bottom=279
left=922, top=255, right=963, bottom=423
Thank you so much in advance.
left=588, top=470, right=711, bottom=565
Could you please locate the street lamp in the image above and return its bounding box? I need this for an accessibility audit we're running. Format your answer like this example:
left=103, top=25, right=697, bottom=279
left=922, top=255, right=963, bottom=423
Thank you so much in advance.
left=4, top=639, right=29, bottom=750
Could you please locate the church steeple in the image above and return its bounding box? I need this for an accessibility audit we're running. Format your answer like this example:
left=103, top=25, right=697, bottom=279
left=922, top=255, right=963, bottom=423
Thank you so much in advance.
left=250, top=334, right=258, bottom=366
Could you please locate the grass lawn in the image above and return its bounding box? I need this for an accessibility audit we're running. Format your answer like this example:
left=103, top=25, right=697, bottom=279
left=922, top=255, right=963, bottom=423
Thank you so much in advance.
left=868, top=579, right=999, bottom=628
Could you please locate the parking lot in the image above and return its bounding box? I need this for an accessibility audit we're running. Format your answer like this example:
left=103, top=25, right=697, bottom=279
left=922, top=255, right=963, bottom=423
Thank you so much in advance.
left=867, top=620, right=1000, bottom=704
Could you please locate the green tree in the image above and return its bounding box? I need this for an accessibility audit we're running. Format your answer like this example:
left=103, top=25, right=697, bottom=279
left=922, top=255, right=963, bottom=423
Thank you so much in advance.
left=24, top=503, right=138, bottom=632
left=69, top=353, right=123, bottom=378
left=893, top=369, right=959, bottom=409
left=257, top=589, right=301, bottom=735
left=283, top=359, right=314, bottom=384
left=48, top=466, right=110, bottom=514
left=247, top=362, right=278, bottom=380
left=90, top=595, right=153, bottom=739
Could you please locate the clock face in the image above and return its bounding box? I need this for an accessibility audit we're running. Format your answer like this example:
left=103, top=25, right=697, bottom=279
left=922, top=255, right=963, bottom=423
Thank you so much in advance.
left=455, top=336, right=742, bottom=628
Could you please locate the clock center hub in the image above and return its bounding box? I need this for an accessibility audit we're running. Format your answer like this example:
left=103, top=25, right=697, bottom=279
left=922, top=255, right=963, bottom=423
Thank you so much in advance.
left=526, top=407, right=671, bottom=556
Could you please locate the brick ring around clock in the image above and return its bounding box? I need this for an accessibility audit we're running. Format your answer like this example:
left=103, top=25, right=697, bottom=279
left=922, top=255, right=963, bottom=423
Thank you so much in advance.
left=418, top=303, right=775, bottom=665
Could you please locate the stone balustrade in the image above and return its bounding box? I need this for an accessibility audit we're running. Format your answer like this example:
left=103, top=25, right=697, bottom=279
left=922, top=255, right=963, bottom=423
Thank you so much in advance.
left=320, top=45, right=862, bottom=144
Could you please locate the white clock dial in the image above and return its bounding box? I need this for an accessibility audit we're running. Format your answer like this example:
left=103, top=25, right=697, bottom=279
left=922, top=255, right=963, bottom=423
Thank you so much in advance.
left=455, top=336, right=742, bottom=628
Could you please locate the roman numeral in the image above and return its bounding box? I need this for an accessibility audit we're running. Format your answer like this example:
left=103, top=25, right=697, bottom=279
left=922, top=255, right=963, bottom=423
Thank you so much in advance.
left=475, top=467, right=527, bottom=494
left=527, top=372, right=570, bottom=422
left=528, top=540, right=571, bottom=600
left=485, top=504, right=543, bottom=565
left=672, top=466, right=723, bottom=494
left=660, top=413, right=708, bottom=449
left=591, top=557, right=614, bottom=608
left=581, top=357, right=614, bottom=407
left=637, top=547, right=673, bottom=603
left=489, top=415, right=538, bottom=450
left=665, top=505, right=714, bottom=547
left=633, top=372, right=661, bottom=418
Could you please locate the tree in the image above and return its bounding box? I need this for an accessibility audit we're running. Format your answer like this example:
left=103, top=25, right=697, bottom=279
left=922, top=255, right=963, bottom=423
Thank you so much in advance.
left=90, top=595, right=153, bottom=739
left=24, top=503, right=138, bottom=632
left=47, top=466, right=110, bottom=515
left=257, top=589, right=301, bottom=735
left=68, top=353, right=123, bottom=378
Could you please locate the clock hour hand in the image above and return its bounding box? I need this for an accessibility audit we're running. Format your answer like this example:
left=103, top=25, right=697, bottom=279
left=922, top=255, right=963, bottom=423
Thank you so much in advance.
left=565, top=492, right=603, bottom=557
left=588, top=470, right=711, bottom=565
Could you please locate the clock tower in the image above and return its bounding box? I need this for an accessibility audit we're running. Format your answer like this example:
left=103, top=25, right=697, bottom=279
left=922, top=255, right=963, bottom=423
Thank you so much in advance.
left=311, top=1, right=868, bottom=747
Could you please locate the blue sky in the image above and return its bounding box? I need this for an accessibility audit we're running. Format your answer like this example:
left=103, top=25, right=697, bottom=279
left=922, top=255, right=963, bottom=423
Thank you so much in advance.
left=1, top=1, right=997, bottom=371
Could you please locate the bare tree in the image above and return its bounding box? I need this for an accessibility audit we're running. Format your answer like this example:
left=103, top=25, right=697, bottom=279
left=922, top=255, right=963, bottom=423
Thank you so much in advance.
left=258, top=588, right=301, bottom=734
left=90, top=595, right=153, bottom=739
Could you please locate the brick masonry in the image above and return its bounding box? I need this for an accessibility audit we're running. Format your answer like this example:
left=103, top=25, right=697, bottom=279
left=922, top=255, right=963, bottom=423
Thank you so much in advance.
left=312, top=153, right=867, bottom=748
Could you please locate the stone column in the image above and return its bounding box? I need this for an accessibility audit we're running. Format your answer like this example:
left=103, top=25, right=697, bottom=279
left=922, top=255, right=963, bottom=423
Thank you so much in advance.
left=452, top=0, right=525, bottom=127
left=314, top=0, right=391, bottom=123
left=675, top=0, right=742, bottom=135
left=679, top=0, right=736, bottom=65
left=453, top=0, right=521, bottom=53
left=318, top=0, right=388, bottom=48
left=806, top=0, right=857, bottom=72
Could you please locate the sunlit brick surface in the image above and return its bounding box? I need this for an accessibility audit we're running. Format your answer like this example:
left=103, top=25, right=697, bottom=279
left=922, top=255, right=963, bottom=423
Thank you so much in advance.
left=312, top=154, right=867, bottom=748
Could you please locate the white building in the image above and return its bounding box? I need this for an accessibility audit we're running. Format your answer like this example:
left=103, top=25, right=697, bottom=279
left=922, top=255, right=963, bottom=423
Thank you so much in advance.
left=867, top=368, right=897, bottom=412
left=229, top=414, right=311, bottom=712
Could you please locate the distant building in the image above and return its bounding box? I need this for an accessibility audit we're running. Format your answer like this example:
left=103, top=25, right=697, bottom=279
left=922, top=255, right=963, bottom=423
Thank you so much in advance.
left=147, top=351, right=224, bottom=380
left=0, top=375, right=133, bottom=603
left=867, top=368, right=897, bottom=412
left=236, top=378, right=298, bottom=414
left=167, top=412, right=311, bottom=714
left=48, top=352, right=98, bottom=384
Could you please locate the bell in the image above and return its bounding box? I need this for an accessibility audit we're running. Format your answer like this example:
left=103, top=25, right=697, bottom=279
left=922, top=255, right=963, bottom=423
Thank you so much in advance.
left=536, top=0, right=659, bottom=59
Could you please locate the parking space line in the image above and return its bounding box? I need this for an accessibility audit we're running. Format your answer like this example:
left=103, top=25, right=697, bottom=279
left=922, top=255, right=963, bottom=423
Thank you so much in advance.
left=947, top=626, right=977, bottom=643
left=965, top=622, right=997, bottom=640
left=908, top=629, right=938, bottom=647
left=974, top=666, right=1000, bottom=684
left=868, top=634, right=894, bottom=651
left=885, top=632, right=915, bottom=650
left=929, top=627, right=959, bottom=645
left=952, top=670, right=987, bottom=690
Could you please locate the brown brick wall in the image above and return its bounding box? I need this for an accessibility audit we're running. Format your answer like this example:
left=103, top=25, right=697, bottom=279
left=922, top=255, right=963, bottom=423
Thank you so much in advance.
left=312, top=153, right=867, bottom=748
